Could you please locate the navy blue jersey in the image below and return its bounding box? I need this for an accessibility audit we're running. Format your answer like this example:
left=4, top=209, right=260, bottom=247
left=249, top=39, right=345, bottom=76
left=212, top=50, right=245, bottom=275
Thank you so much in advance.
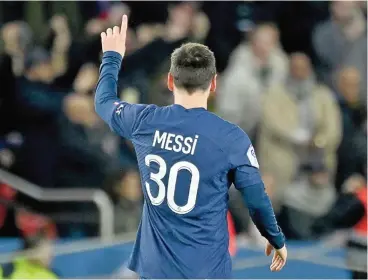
left=95, top=52, right=284, bottom=279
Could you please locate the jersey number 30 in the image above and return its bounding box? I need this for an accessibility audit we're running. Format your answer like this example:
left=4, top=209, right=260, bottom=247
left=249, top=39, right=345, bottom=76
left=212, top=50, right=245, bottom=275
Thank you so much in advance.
left=145, top=154, right=200, bottom=214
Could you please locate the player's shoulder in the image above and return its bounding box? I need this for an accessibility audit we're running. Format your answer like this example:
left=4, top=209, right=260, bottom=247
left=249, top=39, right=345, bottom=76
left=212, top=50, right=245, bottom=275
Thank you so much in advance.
left=202, top=111, right=251, bottom=146
left=133, top=103, right=159, bottom=119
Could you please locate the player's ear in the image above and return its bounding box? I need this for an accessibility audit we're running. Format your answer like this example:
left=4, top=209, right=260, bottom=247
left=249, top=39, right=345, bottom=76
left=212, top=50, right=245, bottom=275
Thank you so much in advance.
left=167, top=73, right=174, bottom=92
left=210, top=74, right=217, bottom=92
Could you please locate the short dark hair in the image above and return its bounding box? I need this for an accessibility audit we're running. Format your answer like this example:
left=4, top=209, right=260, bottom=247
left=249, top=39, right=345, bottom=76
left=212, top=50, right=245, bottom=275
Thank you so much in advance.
left=170, top=43, right=216, bottom=93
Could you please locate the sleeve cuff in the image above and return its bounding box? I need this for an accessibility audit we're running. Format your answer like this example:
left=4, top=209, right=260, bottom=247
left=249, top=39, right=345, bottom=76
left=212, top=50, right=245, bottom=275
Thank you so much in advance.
left=270, top=226, right=285, bottom=249
left=102, top=51, right=123, bottom=61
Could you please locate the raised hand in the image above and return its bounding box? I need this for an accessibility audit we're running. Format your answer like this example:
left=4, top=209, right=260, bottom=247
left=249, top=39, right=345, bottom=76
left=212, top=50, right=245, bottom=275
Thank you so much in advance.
left=101, top=15, right=128, bottom=57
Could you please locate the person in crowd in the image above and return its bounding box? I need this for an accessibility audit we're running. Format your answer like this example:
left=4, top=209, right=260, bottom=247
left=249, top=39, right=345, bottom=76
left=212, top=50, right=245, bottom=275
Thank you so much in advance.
left=278, top=158, right=336, bottom=240
left=203, top=1, right=258, bottom=73
left=312, top=0, right=367, bottom=104
left=48, top=15, right=72, bottom=79
left=1, top=21, right=34, bottom=76
left=216, top=23, right=288, bottom=139
left=258, top=52, right=341, bottom=210
left=57, top=91, right=121, bottom=237
left=16, top=47, right=68, bottom=187
left=312, top=174, right=367, bottom=279
left=106, top=3, right=131, bottom=28
left=149, top=2, right=210, bottom=107
left=58, top=93, right=120, bottom=188
left=0, top=21, right=33, bottom=137
left=104, top=169, right=142, bottom=234
left=72, top=62, right=99, bottom=96
left=335, top=67, right=367, bottom=191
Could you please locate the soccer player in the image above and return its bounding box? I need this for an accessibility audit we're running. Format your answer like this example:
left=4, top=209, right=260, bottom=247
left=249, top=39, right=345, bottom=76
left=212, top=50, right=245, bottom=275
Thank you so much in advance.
left=95, top=15, right=287, bottom=279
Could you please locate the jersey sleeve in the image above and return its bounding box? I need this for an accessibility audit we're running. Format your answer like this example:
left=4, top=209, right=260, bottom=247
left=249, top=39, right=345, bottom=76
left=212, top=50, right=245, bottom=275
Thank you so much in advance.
left=94, top=51, right=148, bottom=139
left=228, top=127, right=262, bottom=189
left=228, top=126, right=285, bottom=249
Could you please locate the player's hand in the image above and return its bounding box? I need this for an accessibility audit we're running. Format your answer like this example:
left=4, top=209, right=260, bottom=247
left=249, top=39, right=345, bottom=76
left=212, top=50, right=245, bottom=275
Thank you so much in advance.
left=265, top=242, right=287, bottom=272
left=101, top=15, right=128, bottom=57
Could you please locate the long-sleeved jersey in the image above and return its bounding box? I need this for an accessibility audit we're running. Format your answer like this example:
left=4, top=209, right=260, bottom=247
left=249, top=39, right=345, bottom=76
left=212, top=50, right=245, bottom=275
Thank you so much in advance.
left=94, top=51, right=285, bottom=279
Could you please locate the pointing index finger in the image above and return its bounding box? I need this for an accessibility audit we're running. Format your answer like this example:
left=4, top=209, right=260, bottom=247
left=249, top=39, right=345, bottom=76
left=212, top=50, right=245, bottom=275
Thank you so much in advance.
left=120, top=15, right=128, bottom=36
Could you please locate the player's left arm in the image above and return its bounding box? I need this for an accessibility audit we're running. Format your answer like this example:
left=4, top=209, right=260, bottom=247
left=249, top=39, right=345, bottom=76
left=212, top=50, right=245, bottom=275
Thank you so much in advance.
left=94, top=15, right=148, bottom=139
left=228, top=127, right=285, bottom=250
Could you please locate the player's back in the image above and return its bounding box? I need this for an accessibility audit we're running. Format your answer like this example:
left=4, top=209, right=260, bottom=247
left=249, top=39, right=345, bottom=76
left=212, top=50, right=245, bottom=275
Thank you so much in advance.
left=128, top=104, right=245, bottom=279
left=96, top=43, right=285, bottom=279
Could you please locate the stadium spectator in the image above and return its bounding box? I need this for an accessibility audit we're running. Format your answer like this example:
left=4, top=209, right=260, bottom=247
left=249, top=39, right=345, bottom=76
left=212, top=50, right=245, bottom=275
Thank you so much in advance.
left=58, top=93, right=120, bottom=188
left=312, top=174, right=367, bottom=279
left=73, top=63, right=99, bottom=96
left=216, top=23, right=288, bottom=139
left=202, top=1, right=258, bottom=73
left=104, top=169, right=142, bottom=234
left=278, top=159, right=336, bottom=240
left=258, top=53, right=341, bottom=210
left=48, top=14, right=102, bottom=91
left=1, top=21, right=33, bottom=76
left=312, top=0, right=367, bottom=104
left=0, top=21, right=33, bottom=137
left=335, top=67, right=367, bottom=191
left=16, top=47, right=68, bottom=187
left=48, top=15, right=71, bottom=78
left=148, top=3, right=210, bottom=107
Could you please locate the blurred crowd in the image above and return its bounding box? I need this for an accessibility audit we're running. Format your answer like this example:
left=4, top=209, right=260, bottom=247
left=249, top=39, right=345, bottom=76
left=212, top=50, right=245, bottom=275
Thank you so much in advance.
left=0, top=1, right=366, bottom=244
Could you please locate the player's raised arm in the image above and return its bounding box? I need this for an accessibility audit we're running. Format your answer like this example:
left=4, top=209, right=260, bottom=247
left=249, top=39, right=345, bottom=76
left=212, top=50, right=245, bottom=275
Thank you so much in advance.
left=228, top=127, right=287, bottom=272
left=94, top=15, right=147, bottom=139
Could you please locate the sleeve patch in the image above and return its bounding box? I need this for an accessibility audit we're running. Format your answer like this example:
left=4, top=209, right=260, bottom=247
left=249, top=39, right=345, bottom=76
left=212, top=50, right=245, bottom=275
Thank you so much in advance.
left=115, top=104, right=124, bottom=115
left=247, top=145, right=259, bottom=169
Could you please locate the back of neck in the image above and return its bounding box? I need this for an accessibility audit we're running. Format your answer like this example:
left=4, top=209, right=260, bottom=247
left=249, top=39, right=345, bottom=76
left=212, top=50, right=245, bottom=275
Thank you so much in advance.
left=174, top=91, right=208, bottom=110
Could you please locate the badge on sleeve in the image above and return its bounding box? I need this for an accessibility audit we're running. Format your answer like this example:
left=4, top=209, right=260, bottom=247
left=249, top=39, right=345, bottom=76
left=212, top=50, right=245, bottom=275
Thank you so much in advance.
left=247, top=145, right=259, bottom=168
left=115, top=103, right=124, bottom=115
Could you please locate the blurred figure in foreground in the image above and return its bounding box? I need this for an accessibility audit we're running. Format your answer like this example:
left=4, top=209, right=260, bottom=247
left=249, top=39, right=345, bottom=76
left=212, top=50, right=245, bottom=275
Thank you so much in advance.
left=335, top=67, right=367, bottom=191
left=312, top=174, right=367, bottom=279
left=0, top=225, right=58, bottom=278
left=278, top=159, right=336, bottom=240
left=258, top=52, right=341, bottom=210
left=217, top=23, right=288, bottom=139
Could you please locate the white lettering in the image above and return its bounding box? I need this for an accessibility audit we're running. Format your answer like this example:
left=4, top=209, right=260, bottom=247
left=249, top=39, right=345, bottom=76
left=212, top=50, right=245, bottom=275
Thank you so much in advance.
left=153, top=131, right=167, bottom=149
left=152, top=131, right=199, bottom=155
left=191, top=135, right=199, bottom=155
left=183, top=137, right=193, bottom=154
left=165, top=133, right=175, bottom=151
left=173, top=135, right=183, bottom=152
